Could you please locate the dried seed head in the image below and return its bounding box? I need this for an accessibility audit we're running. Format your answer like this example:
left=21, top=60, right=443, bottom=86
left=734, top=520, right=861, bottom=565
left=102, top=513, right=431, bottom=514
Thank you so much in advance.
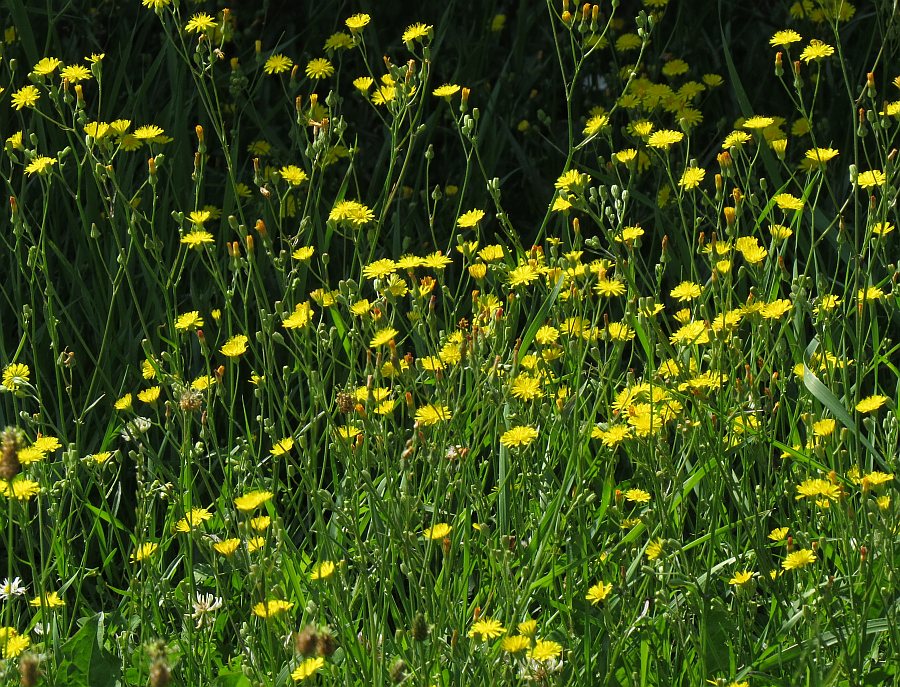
left=294, top=625, right=319, bottom=656
left=0, top=427, right=24, bottom=481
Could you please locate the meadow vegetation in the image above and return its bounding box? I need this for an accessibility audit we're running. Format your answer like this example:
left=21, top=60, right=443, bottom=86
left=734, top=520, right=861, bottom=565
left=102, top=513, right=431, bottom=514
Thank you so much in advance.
left=0, top=0, right=898, bottom=685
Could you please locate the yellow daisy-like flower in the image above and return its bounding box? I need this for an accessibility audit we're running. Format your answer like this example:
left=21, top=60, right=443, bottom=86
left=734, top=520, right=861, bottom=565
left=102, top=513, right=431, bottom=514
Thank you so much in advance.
left=292, top=246, right=315, bottom=261
left=292, top=657, right=325, bottom=681
left=175, top=311, right=204, bottom=332
left=871, top=222, right=894, bottom=236
left=855, top=395, right=888, bottom=413
left=614, top=148, right=638, bottom=165
left=264, top=54, right=293, bottom=75
left=185, top=12, right=216, bottom=34
left=812, top=418, right=836, bottom=437
left=647, top=129, right=684, bottom=149
left=583, top=113, right=609, bottom=136
left=61, top=64, right=92, bottom=82
left=433, top=83, right=461, bottom=98
left=796, top=478, right=840, bottom=501
left=252, top=599, right=294, bottom=618
left=345, top=13, right=371, bottom=32
left=271, top=437, right=294, bottom=456
left=670, top=281, right=702, bottom=301
left=310, top=560, right=338, bottom=580
left=32, top=57, right=62, bottom=75
left=2, top=363, right=30, bottom=391
left=415, top=404, right=452, bottom=426
left=457, top=209, right=486, bottom=228
left=235, top=490, right=273, bottom=512
left=213, top=538, right=241, bottom=556
left=802, top=147, right=838, bottom=169
left=0, top=478, right=41, bottom=501
left=645, top=538, right=665, bottom=560
left=586, top=581, right=613, bottom=604
left=423, top=523, right=452, bottom=539
left=774, top=193, right=804, bottom=211
left=857, top=285, right=884, bottom=302
left=1, top=631, right=30, bottom=659
left=134, top=124, right=164, bottom=140
left=220, top=334, right=249, bottom=358
left=857, top=170, right=886, bottom=188
left=528, top=639, right=563, bottom=662
left=625, top=488, right=651, bottom=503
left=86, top=451, right=115, bottom=465
left=500, top=425, right=538, bottom=448
left=283, top=302, right=313, bottom=329
left=137, top=386, right=161, bottom=404
left=742, top=115, right=775, bottom=130
left=30, top=591, right=65, bottom=608
left=174, top=507, right=213, bottom=532
left=800, top=39, right=834, bottom=62
left=114, top=393, right=133, bottom=411
left=768, top=526, right=789, bottom=541
left=305, top=58, right=334, bottom=79
left=729, top=570, right=754, bottom=586
left=769, top=29, right=802, bottom=46
left=279, top=165, right=308, bottom=186
left=181, top=230, right=214, bottom=248
left=678, top=167, right=705, bottom=190
left=670, top=321, right=709, bottom=346
left=782, top=549, right=816, bottom=570
left=402, top=23, right=432, bottom=43
left=25, top=156, right=57, bottom=176
left=501, top=635, right=531, bottom=653
left=362, top=258, right=397, bottom=280
left=11, top=85, right=40, bottom=110
left=468, top=617, right=505, bottom=640
left=370, top=327, right=398, bottom=347
left=131, top=542, right=159, bottom=563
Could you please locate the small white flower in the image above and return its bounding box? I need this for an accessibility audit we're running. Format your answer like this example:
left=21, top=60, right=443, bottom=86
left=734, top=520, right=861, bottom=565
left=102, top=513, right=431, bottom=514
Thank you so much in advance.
left=191, top=593, right=223, bottom=628
left=0, top=576, right=27, bottom=601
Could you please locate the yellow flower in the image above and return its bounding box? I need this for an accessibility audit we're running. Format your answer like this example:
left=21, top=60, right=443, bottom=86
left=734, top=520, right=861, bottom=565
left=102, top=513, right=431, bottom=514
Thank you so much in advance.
left=782, top=549, right=816, bottom=570
left=174, top=507, right=213, bottom=532
left=855, top=395, right=888, bottom=413
left=131, top=542, right=159, bottom=563
left=457, top=209, right=486, bottom=228
left=24, top=156, right=57, bottom=176
left=742, top=115, right=775, bottom=130
left=2, top=363, right=30, bottom=391
left=678, top=167, right=706, bottom=190
left=857, top=170, right=886, bottom=188
left=812, top=418, right=836, bottom=437
left=647, top=129, right=684, bottom=149
left=137, top=386, right=161, bottom=404
left=175, top=311, right=204, bottom=332
left=279, top=165, right=307, bottom=186
left=292, top=657, right=325, bottom=681
left=501, top=635, right=531, bottom=653
left=500, top=425, right=538, bottom=448
left=402, top=23, right=432, bottom=43
left=0, top=478, right=41, bottom=501
left=796, top=478, right=840, bottom=501
left=345, top=13, right=371, bottom=32
left=415, top=404, right=452, bottom=426
left=1, top=631, right=30, bottom=659
left=770, top=29, right=802, bottom=46
left=800, top=39, right=834, bottom=62
left=625, top=488, right=651, bottom=503
left=728, top=570, right=754, bottom=586
left=670, top=281, right=702, bottom=301
left=310, top=560, right=338, bottom=580
left=220, top=334, right=249, bottom=358
left=114, top=393, right=133, bottom=411
left=253, top=599, right=294, bottom=618
left=305, top=58, right=334, bottom=79
left=134, top=124, right=164, bottom=140
left=213, top=538, right=241, bottom=556
left=768, top=526, right=789, bottom=541
left=235, top=490, right=273, bottom=512
left=528, top=639, right=563, bottom=662
left=468, top=617, right=505, bottom=640
left=264, top=54, right=293, bottom=75
left=185, top=12, right=217, bottom=34
left=283, top=302, right=313, bottom=329
left=271, top=437, right=294, bottom=456
left=11, top=85, right=40, bottom=110
left=362, top=258, right=397, bottom=280
left=32, top=57, right=62, bottom=75
left=292, top=246, right=315, bottom=261
left=774, top=193, right=804, bottom=210
left=645, top=538, right=665, bottom=560
left=370, top=328, right=398, bottom=347
left=586, top=581, right=613, bottom=604
left=30, top=591, right=65, bottom=608
left=181, top=230, right=214, bottom=248
left=433, top=83, right=461, bottom=98
left=583, top=113, right=609, bottom=136
left=422, top=522, right=452, bottom=540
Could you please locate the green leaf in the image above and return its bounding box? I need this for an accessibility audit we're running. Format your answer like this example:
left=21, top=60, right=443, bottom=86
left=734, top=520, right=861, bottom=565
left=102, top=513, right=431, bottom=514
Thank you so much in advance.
left=57, top=614, right=121, bottom=687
